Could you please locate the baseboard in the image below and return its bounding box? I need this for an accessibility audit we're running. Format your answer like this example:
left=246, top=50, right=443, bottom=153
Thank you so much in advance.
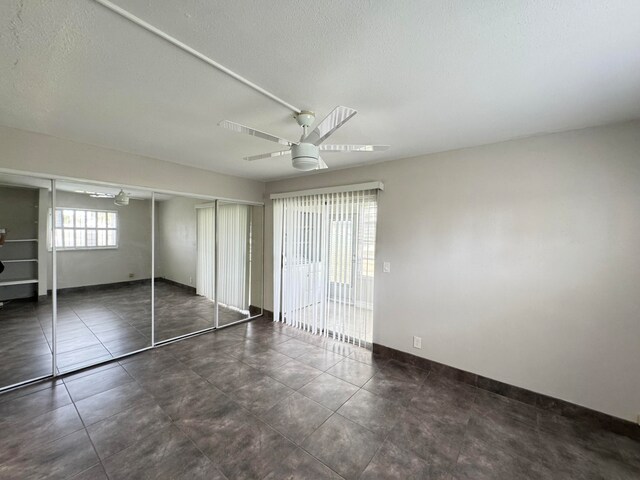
left=154, top=277, right=196, bottom=294
left=51, top=277, right=198, bottom=296
left=372, top=343, right=640, bottom=440
left=51, top=278, right=152, bottom=295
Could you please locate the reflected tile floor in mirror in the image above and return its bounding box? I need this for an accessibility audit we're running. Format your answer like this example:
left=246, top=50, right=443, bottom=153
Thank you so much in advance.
left=154, top=280, right=247, bottom=342
left=0, top=300, right=53, bottom=388
left=0, top=281, right=252, bottom=384
left=0, top=317, right=638, bottom=479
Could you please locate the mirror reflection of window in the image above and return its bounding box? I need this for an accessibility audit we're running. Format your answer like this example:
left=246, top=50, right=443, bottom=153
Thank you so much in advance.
left=54, top=182, right=152, bottom=373
left=50, top=208, right=118, bottom=250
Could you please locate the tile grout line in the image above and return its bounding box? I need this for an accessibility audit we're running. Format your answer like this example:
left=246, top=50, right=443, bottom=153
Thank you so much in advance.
left=77, top=362, right=179, bottom=472
left=163, top=343, right=291, bottom=480
left=281, top=325, right=439, bottom=478
left=66, top=380, right=109, bottom=479
left=171, top=325, right=358, bottom=479
left=165, top=407, right=231, bottom=480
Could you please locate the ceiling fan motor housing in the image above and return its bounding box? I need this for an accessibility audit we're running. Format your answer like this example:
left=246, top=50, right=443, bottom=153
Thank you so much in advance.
left=295, top=111, right=315, bottom=127
left=291, top=143, right=320, bottom=171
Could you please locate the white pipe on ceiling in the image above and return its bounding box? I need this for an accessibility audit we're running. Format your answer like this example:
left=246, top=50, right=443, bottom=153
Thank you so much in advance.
left=92, top=0, right=302, bottom=114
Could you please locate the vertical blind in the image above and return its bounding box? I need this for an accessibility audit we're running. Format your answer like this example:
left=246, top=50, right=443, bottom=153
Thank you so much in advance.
left=196, top=206, right=215, bottom=301
left=218, top=203, right=250, bottom=313
left=273, top=189, right=378, bottom=346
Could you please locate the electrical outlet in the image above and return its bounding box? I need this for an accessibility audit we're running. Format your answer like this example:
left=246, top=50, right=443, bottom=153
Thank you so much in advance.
left=189, top=276, right=193, bottom=284
left=128, top=273, right=135, bottom=278
left=383, top=262, right=391, bottom=273
left=413, top=336, right=422, bottom=349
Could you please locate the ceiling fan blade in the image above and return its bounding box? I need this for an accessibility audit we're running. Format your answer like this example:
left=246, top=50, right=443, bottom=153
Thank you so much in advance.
left=304, top=106, right=357, bottom=146
left=319, top=144, right=390, bottom=152
left=243, top=150, right=291, bottom=161
left=317, top=156, right=328, bottom=170
left=219, top=120, right=294, bottom=146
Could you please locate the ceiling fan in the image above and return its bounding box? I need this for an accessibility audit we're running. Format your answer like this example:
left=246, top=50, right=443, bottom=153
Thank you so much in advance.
left=218, top=106, right=389, bottom=171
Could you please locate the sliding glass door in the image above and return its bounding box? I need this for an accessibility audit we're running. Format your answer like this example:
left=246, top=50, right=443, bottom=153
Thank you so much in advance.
left=273, top=190, right=378, bottom=346
left=328, top=214, right=355, bottom=301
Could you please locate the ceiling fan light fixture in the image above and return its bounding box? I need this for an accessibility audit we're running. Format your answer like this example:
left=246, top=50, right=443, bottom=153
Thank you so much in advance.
left=292, top=157, right=319, bottom=171
left=291, top=143, right=319, bottom=171
left=114, top=189, right=129, bottom=206
left=219, top=105, right=389, bottom=172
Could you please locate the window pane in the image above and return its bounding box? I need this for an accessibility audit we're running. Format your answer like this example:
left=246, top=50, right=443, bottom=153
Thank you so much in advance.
left=329, top=220, right=353, bottom=284
left=87, top=230, right=97, bottom=247
left=86, top=211, right=96, bottom=228
left=97, top=211, right=107, bottom=228
left=63, top=209, right=74, bottom=228
left=363, top=259, right=374, bottom=277
left=55, top=210, right=63, bottom=228
left=51, top=208, right=118, bottom=250
left=75, top=230, right=86, bottom=247
left=63, top=229, right=75, bottom=248
left=75, top=210, right=86, bottom=228
left=107, top=230, right=116, bottom=246
left=55, top=229, right=63, bottom=247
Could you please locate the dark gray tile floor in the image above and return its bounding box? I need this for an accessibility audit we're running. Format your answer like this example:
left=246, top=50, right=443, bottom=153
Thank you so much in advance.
left=0, top=282, right=250, bottom=387
left=0, top=317, right=638, bottom=479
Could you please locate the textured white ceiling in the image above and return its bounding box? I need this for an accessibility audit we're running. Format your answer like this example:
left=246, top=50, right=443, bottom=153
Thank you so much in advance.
left=1, top=1, right=639, bottom=181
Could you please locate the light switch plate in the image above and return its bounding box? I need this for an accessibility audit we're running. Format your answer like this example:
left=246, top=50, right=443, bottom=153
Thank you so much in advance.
left=383, top=262, right=391, bottom=273
left=413, top=336, right=422, bottom=349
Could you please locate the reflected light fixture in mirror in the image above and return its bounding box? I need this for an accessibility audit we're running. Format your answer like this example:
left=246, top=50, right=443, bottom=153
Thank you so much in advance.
left=114, top=190, right=129, bottom=206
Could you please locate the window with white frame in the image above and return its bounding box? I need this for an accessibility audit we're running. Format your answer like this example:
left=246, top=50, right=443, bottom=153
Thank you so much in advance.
left=50, top=208, right=118, bottom=250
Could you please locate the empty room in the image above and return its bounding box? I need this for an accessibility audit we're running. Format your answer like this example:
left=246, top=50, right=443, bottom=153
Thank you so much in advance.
left=0, top=1, right=638, bottom=479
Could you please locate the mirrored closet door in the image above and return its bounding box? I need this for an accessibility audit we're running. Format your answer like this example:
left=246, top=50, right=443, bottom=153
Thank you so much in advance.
left=0, top=171, right=265, bottom=391
left=54, top=180, right=153, bottom=373
left=154, top=194, right=216, bottom=343
left=0, top=173, right=53, bottom=389
left=216, top=202, right=263, bottom=327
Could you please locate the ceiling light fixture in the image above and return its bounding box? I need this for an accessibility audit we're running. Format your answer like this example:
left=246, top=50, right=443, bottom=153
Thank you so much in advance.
left=219, top=106, right=389, bottom=171
left=114, top=189, right=129, bottom=206
left=76, top=189, right=114, bottom=198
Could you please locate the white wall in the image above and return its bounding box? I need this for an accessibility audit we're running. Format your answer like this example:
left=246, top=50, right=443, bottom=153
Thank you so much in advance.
left=0, top=125, right=266, bottom=290
left=0, top=125, right=265, bottom=203
left=0, top=185, right=38, bottom=239
left=265, top=120, right=640, bottom=422
left=155, top=196, right=202, bottom=288
left=155, top=198, right=264, bottom=308
left=54, top=191, right=152, bottom=289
